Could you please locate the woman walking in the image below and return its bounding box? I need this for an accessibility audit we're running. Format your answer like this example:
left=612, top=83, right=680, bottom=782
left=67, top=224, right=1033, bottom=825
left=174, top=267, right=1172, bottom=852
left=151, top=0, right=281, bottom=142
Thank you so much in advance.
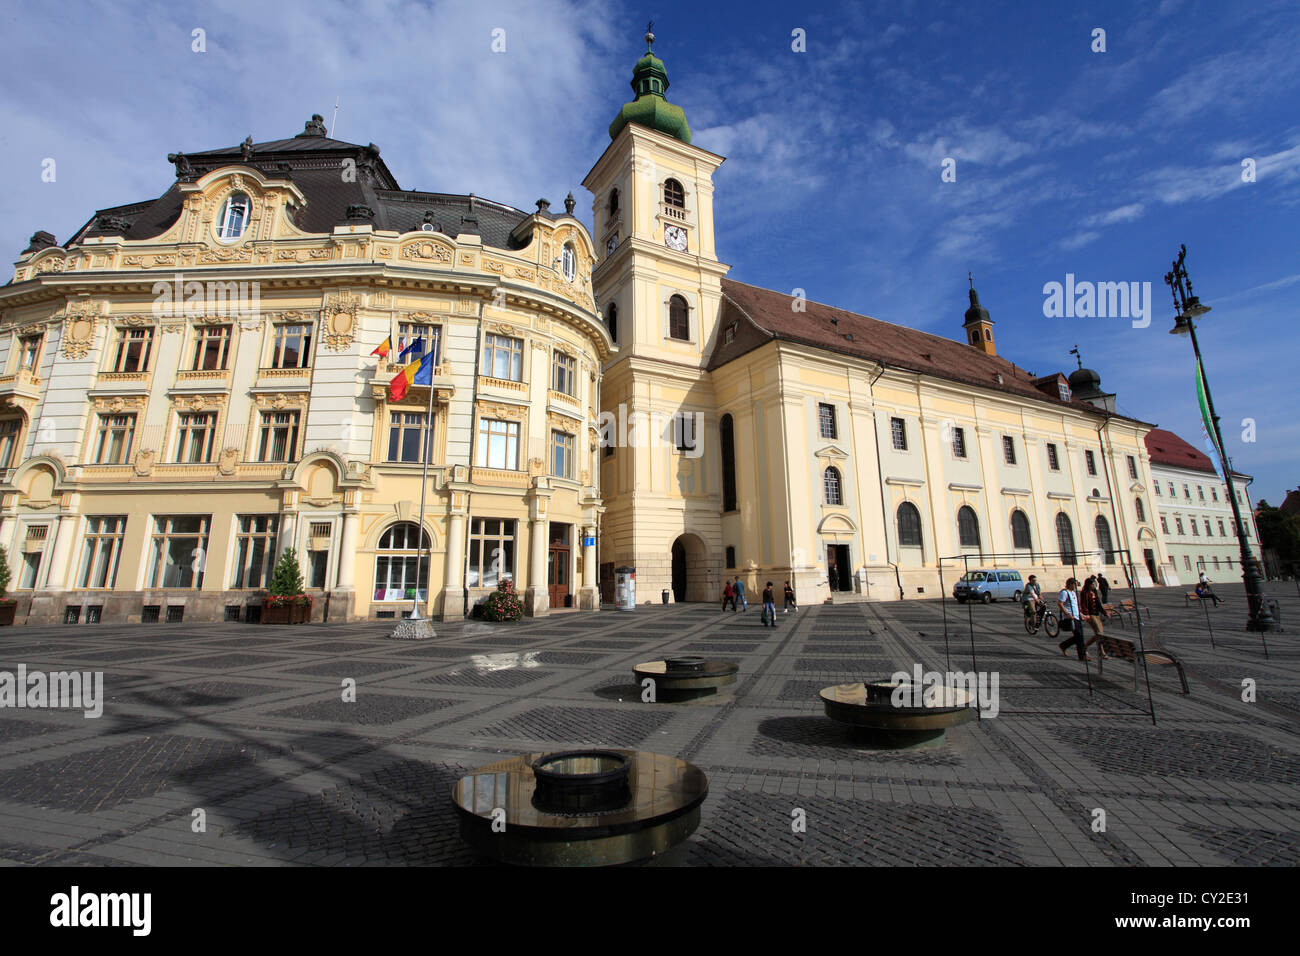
left=721, top=580, right=736, bottom=612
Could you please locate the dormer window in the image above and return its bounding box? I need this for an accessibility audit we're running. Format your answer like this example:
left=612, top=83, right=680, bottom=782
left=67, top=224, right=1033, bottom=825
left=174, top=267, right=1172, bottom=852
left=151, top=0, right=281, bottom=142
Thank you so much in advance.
left=663, top=179, right=685, bottom=208
left=1058, top=383, right=1070, bottom=402
left=216, top=192, right=251, bottom=241
left=560, top=244, right=576, bottom=282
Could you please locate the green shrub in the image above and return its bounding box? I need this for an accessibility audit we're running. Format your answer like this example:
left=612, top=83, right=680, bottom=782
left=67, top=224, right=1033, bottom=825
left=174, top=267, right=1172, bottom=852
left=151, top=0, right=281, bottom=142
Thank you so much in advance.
left=482, top=577, right=523, bottom=622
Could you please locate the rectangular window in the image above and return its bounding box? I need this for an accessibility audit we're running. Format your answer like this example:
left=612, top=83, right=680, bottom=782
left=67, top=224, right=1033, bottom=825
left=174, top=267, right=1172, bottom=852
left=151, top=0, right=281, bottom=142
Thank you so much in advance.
left=18, top=335, right=42, bottom=371
left=818, top=404, right=837, bottom=440
left=0, top=419, right=21, bottom=469
left=1160, top=517, right=1169, bottom=534
left=476, top=418, right=520, bottom=470
left=1047, top=443, right=1060, bottom=471
left=270, top=324, right=312, bottom=369
left=1183, top=484, right=1191, bottom=499
left=1154, top=482, right=1161, bottom=496
left=174, top=412, right=216, bottom=463
left=466, top=517, right=516, bottom=588
left=112, top=327, right=154, bottom=373
left=396, top=323, right=441, bottom=365
left=1175, top=518, right=1184, bottom=535
left=1003, top=436, right=1017, bottom=465
left=146, top=515, right=210, bottom=588
left=192, top=324, right=232, bottom=370
left=232, top=515, right=279, bottom=589
left=77, top=516, right=126, bottom=589
left=1127, top=455, right=1137, bottom=479
left=307, top=551, right=328, bottom=589
left=1085, top=450, right=1097, bottom=476
left=890, top=417, right=907, bottom=451
left=483, top=333, right=523, bottom=382
left=93, top=413, right=136, bottom=465
left=386, top=411, right=432, bottom=463
left=1197, top=485, right=1205, bottom=500
left=1204, top=519, right=1212, bottom=537
left=257, top=411, right=300, bottom=462
left=552, top=430, right=574, bottom=478
left=1218, top=519, right=1226, bottom=536
left=19, top=551, right=41, bottom=589
left=552, top=352, right=577, bottom=396
left=951, top=427, right=967, bottom=459
left=1184, top=555, right=1191, bottom=571
left=1191, top=520, right=1199, bottom=536
left=1212, top=488, right=1218, bottom=501
left=1168, top=481, right=1176, bottom=496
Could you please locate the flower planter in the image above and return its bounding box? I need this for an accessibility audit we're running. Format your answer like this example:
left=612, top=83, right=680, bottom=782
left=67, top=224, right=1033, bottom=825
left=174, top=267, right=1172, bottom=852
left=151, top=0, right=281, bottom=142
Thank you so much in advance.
left=261, top=602, right=311, bottom=625
left=0, top=601, right=15, bottom=627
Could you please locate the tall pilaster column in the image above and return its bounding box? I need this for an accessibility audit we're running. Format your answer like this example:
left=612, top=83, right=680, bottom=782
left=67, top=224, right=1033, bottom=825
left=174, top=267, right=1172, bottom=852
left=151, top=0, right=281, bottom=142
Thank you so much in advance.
left=579, top=525, right=598, bottom=609
left=526, top=516, right=549, bottom=617
left=441, top=510, right=467, bottom=621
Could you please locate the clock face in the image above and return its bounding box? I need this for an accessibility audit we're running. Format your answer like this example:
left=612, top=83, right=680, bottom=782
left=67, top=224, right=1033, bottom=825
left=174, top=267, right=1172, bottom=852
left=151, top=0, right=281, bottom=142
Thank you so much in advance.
left=664, top=225, right=687, bottom=252
left=606, top=234, right=619, bottom=256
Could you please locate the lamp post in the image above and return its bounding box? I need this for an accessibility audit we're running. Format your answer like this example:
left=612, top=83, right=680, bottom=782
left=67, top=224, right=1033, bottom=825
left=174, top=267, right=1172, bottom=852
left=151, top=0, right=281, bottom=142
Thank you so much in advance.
left=1165, top=244, right=1279, bottom=632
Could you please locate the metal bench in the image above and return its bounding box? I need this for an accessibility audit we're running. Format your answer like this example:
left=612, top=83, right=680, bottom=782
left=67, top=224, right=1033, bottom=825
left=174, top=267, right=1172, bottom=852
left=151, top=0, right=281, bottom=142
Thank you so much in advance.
left=1096, top=630, right=1189, bottom=694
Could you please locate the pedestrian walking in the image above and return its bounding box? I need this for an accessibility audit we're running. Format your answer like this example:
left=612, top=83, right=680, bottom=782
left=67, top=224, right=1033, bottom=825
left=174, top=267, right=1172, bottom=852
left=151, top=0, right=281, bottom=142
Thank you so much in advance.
left=1081, top=577, right=1107, bottom=656
left=1098, top=574, right=1110, bottom=605
left=734, top=576, right=747, bottom=611
left=783, top=581, right=797, bottom=613
left=1057, top=577, right=1090, bottom=661
left=721, top=581, right=736, bottom=612
left=761, top=581, right=777, bottom=627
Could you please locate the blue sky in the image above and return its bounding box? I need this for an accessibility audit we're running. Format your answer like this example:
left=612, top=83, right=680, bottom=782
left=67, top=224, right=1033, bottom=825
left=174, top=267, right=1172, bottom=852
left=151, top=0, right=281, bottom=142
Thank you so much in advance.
left=2, top=0, right=1296, bottom=501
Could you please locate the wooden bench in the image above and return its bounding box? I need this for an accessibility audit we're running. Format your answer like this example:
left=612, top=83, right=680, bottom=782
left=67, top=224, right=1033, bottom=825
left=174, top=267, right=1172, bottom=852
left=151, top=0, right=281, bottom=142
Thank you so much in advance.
left=1100, top=603, right=1124, bottom=626
left=1119, top=599, right=1148, bottom=623
left=1096, top=631, right=1189, bottom=694
left=1185, top=592, right=1200, bottom=606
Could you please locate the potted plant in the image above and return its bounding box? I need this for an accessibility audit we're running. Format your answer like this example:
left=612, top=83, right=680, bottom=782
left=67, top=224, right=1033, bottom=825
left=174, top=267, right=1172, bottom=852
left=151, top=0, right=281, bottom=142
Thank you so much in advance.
left=0, top=546, right=14, bottom=626
left=481, top=577, right=523, bottom=622
left=262, top=548, right=312, bottom=624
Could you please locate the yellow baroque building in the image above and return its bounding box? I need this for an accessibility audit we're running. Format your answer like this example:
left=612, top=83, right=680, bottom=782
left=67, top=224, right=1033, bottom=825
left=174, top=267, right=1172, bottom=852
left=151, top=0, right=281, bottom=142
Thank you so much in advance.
left=0, top=37, right=1174, bottom=625
left=0, top=116, right=610, bottom=624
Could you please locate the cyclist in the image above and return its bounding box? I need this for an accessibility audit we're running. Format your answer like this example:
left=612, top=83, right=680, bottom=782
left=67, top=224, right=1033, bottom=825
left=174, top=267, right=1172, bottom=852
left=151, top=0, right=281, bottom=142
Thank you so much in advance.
left=1021, top=574, right=1044, bottom=626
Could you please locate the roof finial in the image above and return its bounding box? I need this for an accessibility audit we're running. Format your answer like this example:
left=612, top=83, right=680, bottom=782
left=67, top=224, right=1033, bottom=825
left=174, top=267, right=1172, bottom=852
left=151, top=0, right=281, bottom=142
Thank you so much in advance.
left=645, top=20, right=654, bottom=49
left=1069, top=344, right=1083, bottom=369
left=968, top=271, right=974, bottom=290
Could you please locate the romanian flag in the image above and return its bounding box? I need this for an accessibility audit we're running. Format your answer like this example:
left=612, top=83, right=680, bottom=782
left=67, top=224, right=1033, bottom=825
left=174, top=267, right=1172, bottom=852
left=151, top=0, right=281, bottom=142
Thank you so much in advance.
left=388, top=352, right=434, bottom=402
left=370, top=337, right=391, bottom=360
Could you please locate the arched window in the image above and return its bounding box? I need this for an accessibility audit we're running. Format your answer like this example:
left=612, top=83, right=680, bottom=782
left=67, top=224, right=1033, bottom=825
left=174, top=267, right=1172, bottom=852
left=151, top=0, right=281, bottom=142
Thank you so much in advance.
left=897, top=502, right=922, bottom=548
left=608, top=188, right=619, bottom=217
left=374, top=522, right=431, bottom=601
left=663, top=178, right=685, bottom=208
left=1134, top=497, right=1145, bottom=522
left=560, top=243, right=576, bottom=282
left=823, top=467, right=843, bottom=506
left=668, top=295, right=690, bottom=340
left=957, top=506, right=980, bottom=548
left=216, top=193, right=251, bottom=241
left=1095, top=515, right=1114, bottom=564
left=1010, top=509, right=1032, bottom=550
left=720, top=414, right=737, bottom=512
left=1056, top=512, right=1076, bottom=564
left=606, top=302, right=618, bottom=343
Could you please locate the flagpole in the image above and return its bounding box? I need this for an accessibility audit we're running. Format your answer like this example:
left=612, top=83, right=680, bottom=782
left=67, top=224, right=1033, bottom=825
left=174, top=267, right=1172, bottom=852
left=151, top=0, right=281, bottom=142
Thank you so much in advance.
left=412, top=350, right=435, bottom=621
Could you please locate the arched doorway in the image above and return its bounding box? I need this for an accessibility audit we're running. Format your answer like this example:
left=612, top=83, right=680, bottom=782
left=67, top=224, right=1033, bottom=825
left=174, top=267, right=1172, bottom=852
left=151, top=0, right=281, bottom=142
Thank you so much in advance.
left=669, top=533, right=708, bottom=602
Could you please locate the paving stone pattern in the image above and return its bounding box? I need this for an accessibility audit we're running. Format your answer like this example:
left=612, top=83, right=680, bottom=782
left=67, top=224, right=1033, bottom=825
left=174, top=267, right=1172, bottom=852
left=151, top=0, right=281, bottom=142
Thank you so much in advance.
left=0, top=582, right=1296, bottom=866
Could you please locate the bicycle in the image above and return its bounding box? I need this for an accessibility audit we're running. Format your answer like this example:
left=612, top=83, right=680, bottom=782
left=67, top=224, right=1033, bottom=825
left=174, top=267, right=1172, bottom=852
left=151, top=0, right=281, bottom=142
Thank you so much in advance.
left=1023, top=602, right=1059, bottom=637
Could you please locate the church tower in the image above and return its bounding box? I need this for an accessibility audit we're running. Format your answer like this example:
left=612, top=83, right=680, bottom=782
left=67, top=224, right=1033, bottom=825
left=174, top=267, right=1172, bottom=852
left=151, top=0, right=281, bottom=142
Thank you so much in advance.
left=582, top=27, right=730, bottom=603
left=963, top=274, right=996, bottom=356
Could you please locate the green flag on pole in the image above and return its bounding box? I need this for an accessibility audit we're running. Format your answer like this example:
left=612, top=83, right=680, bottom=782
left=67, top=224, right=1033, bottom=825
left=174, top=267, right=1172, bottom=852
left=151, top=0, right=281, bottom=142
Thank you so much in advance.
left=1195, top=361, right=1225, bottom=474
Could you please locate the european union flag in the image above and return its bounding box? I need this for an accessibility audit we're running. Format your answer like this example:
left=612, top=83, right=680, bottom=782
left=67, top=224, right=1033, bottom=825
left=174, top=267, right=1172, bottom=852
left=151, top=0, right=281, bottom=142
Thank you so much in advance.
left=397, top=337, right=424, bottom=361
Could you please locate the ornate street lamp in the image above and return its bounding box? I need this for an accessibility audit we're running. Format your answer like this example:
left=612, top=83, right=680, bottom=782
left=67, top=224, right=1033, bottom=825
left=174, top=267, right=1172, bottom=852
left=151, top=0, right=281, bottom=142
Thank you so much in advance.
left=1165, top=244, right=1279, bottom=631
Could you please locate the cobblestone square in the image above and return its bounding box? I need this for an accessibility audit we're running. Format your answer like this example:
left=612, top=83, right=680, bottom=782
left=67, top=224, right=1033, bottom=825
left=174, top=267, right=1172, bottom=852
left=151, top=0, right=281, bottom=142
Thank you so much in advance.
left=0, top=583, right=1296, bottom=866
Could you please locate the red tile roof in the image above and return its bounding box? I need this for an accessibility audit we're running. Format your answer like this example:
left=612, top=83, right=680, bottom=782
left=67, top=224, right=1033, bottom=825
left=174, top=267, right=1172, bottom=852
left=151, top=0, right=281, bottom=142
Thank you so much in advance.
left=1143, top=427, right=1217, bottom=474
left=714, top=279, right=1145, bottom=422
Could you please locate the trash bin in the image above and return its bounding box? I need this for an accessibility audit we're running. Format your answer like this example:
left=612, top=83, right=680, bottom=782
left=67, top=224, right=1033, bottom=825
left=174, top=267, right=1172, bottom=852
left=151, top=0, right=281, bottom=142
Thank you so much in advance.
left=615, top=566, right=636, bottom=611
left=661, top=589, right=670, bottom=605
